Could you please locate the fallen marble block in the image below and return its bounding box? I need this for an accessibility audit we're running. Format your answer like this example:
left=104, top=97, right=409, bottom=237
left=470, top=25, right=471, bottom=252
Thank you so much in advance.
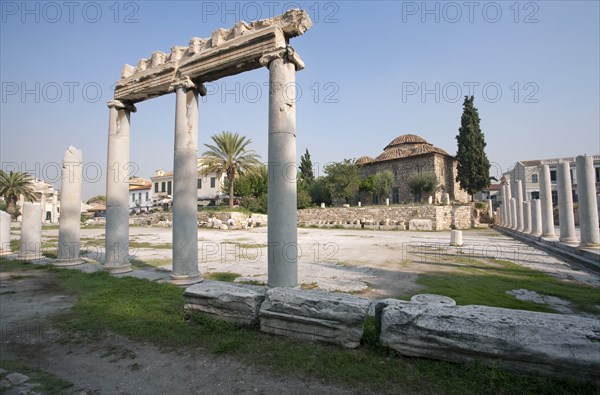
left=380, top=301, right=600, bottom=382
left=408, top=219, right=432, bottom=231
left=260, top=288, right=369, bottom=348
left=183, top=280, right=266, bottom=325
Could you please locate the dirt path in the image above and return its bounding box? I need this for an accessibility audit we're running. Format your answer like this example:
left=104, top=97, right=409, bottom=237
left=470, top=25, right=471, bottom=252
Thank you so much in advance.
left=0, top=267, right=358, bottom=395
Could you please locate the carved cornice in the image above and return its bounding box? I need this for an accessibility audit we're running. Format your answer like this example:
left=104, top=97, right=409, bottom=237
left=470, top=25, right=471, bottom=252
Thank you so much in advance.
left=259, top=46, right=305, bottom=70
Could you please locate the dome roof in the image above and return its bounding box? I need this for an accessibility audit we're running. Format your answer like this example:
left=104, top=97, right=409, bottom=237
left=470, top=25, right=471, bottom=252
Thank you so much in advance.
left=375, top=145, right=449, bottom=161
left=384, top=134, right=431, bottom=150
left=356, top=156, right=374, bottom=165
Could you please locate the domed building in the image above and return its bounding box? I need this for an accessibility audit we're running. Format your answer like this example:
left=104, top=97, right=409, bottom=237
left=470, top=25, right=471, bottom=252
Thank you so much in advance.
left=358, top=134, right=469, bottom=204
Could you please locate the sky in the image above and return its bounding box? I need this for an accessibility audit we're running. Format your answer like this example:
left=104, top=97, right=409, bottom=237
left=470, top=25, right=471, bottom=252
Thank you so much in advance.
left=1, top=0, right=599, bottom=200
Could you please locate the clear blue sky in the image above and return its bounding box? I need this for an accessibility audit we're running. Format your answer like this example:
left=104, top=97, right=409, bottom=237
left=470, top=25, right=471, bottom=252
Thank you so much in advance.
left=1, top=1, right=599, bottom=199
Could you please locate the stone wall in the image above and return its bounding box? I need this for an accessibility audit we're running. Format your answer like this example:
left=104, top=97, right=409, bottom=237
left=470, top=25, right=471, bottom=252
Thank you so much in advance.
left=297, top=205, right=479, bottom=230
left=361, top=153, right=469, bottom=203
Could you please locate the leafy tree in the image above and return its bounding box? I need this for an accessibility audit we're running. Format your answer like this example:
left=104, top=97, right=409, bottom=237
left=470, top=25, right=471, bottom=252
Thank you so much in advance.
left=299, top=149, right=314, bottom=184
left=372, top=170, right=394, bottom=204
left=324, top=159, right=361, bottom=204
left=201, top=131, right=261, bottom=208
left=359, top=176, right=374, bottom=194
left=0, top=170, right=36, bottom=219
left=407, top=172, right=437, bottom=203
left=455, top=96, right=491, bottom=197
left=309, top=177, right=331, bottom=206
left=230, top=165, right=268, bottom=199
left=86, top=195, right=106, bottom=205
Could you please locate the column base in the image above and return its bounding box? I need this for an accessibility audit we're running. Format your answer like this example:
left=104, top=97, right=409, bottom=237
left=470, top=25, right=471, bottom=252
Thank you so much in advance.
left=516, top=227, right=524, bottom=232
left=170, top=273, right=203, bottom=286
left=541, top=233, right=556, bottom=238
left=104, top=264, right=133, bottom=274
left=16, top=253, right=43, bottom=261
left=530, top=232, right=542, bottom=237
left=53, top=258, right=85, bottom=267
left=559, top=237, right=578, bottom=243
left=579, top=243, right=600, bottom=249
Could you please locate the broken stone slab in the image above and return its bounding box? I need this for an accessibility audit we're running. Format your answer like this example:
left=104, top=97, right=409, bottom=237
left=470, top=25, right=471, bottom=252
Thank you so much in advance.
left=408, top=219, right=432, bottom=231
left=410, top=294, right=456, bottom=306
left=5, top=372, right=29, bottom=386
left=183, top=280, right=267, bottom=325
left=259, top=288, right=369, bottom=348
left=380, top=302, right=600, bottom=382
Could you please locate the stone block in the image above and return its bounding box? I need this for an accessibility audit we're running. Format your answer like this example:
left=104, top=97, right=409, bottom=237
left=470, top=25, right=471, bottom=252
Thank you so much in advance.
left=259, top=288, right=369, bottom=348
left=184, top=280, right=267, bottom=325
left=408, top=219, right=432, bottom=231
left=380, top=302, right=600, bottom=382
left=450, top=230, right=463, bottom=246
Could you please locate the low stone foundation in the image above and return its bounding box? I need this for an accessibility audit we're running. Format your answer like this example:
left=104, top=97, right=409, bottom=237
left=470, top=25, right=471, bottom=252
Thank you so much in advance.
left=183, top=282, right=600, bottom=382
left=297, top=205, right=482, bottom=230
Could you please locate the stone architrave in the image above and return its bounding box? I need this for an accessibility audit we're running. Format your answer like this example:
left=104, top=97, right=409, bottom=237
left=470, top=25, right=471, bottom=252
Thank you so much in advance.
left=18, top=203, right=42, bottom=260
left=104, top=100, right=136, bottom=273
left=55, top=146, right=84, bottom=266
left=262, top=49, right=302, bottom=288
left=522, top=201, right=531, bottom=234
left=0, top=210, right=11, bottom=255
left=556, top=161, right=577, bottom=243
left=510, top=198, right=517, bottom=231
left=576, top=155, right=600, bottom=247
left=539, top=165, right=556, bottom=238
left=515, top=180, right=524, bottom=232
left=170, top=77, right=202, bottom=285
left=530, top=199, right=542, bottom=237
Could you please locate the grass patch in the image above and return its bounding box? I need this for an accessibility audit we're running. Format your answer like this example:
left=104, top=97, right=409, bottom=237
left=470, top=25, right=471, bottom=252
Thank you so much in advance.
left=4, top=261, right=595, bottom=394
left=0, top=359, right=73, bottom=393
left=221, top=241, right=267, bottom=249
left=130, top=241, right=172, bottom=249
left=8, top=274, right=34, bottom=280
left=204, top=272, right=241, bottom=282
left=405, top=258, right=600, bottom=315
left=130, top=258, right=171, bottom=269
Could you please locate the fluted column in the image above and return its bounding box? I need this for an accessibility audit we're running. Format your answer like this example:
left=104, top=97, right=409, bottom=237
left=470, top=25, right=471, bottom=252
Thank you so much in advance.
left=523, top=201, right=531, bottom=234
left=55, top=146, right=84, bottom=266
left=539, top=165, right=556, bottom=238
left=515, top=180, right=524, bottom=232
left=170, top=77, right=203, bottom=285
left=261, top=48, right=303, bottom=287
left=510, top=198, right=517, bottom=231
left=556, top=161, right=577, bottom=243
left=576, top=155, right=599, bottom=247
left=530, top=199, right=542, bottom=237
left=104, top=99, right=136, bottom=273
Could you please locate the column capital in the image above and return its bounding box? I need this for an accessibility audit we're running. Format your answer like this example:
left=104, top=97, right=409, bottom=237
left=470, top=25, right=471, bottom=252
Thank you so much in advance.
left=259, top=46, right=305, bottom=71
left=107, top=99, right=137, bottom=113
left=169, top=76, right=207, bottom=96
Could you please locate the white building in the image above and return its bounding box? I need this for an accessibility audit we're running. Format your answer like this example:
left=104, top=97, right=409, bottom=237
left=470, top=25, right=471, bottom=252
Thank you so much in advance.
left=505, top=155, right=600, bottom=204
left=150, top=159, right=226, bottom=206
left=128, top=177, right=152, bottom=212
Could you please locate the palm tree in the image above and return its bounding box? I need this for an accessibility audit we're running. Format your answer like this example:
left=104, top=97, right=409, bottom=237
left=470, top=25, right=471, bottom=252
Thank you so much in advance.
left=0, top=171, right=36, bottom=218
left=201, top=131, right=261, bottom=208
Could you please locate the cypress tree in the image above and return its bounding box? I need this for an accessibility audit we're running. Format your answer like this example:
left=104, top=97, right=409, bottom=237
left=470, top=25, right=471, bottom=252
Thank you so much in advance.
left=455, top=96, right=491, bottom=197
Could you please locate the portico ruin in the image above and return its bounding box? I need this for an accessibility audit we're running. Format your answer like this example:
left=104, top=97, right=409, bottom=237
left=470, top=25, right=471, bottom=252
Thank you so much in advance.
left=104, top=10, right=312, bottom=286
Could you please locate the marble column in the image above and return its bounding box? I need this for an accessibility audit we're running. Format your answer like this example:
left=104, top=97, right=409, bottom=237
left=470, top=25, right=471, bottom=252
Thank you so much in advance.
left=499, top=184, right=506, bottom=226
left=262, top=50, right=301, bottom=287
left=104, top=100, right=136, bottom=273
left=40, top=191, right=47, bottom=224
left=556, top=161, right=577, bottom=243
left=51, top=192, right=58, bottom=223
left=55, top=146, right=84, bottom=266
left=18, top=203, right=41, bottom=260
left=515, top=180, right=524, bottom=232
left=170, top=77, right=202, bottom=285
left=539, top=165, right=556, bottom=238
left=576, top=155, right=600, bottom=247
left=510, top=198, right=517, bottom=231
left=0, top=210, right=11, bottom=255
left=523, top=201, right=531, bottom=234
left=487, top=199, right=493, bottom=223
left=530, top=199, right=542, bottom=237
left=505, top=183, right=513, bottom=228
